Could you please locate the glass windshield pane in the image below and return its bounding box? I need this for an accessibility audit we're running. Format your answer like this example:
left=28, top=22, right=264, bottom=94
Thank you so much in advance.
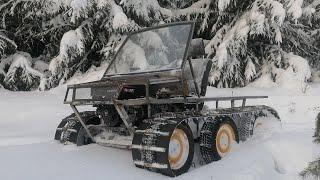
left=105, top=24, right=191, bottom=75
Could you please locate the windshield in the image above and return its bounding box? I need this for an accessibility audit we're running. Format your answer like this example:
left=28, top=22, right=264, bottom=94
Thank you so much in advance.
left=104, top=23, right=192, bottom=76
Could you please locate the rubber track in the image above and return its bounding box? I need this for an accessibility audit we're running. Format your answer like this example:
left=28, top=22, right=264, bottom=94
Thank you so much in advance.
left=239, top=105, right=280, bottom=141
left=54, top=111, right=96, bottom=144
left=199, top=105, right=280, bottom=164
left=132, top=115, right=184, bottom=177
left=198, top=116, right=220, bottom=163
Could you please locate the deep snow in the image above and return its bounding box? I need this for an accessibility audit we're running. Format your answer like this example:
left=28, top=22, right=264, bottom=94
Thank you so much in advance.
left=0, top=85, right=319, bottom=180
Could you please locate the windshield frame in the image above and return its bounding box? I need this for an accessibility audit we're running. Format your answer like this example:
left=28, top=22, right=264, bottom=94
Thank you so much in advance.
left=103, top=21, right=195, bottom=77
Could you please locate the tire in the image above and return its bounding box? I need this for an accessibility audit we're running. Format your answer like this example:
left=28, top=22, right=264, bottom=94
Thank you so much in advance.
left=200, top=117, right=238, bottom=163
left=165, top=123, right=194, bottom=176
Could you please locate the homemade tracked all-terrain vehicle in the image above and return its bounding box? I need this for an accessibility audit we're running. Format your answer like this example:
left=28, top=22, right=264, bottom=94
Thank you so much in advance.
left=55, top=21, right=280, bottom=177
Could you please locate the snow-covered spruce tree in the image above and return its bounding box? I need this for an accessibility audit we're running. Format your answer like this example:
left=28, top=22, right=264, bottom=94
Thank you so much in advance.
left=300, top=113, right=320, bottom=179
left=120, top=0, right=317, bottom=88
left=0, top=0, right=71, bottom=88
left=300, top=159, right=320, bottom=180
left=42, top=0, right=140, bottom=89
left=184, top=0, right=317, bottom=87
left=167, top=0, right=316, bottom=87
left=46, top=29, right=85, bottom=88
left=0, top=62, right=5, bottom=87
left=0, top=31, right=17, bottom=86
left=315, top=112, right=320, bottom=143
left=1, top=0, right=319, bottom=90
left=301, top=0, right=320, bottom=70
left=0, top=32, right=17, bottom=58
left=45, top=0, right=259, bottom=88
left=0, top=0, right=72, bottom=58
left=3, top=52, right=43, bottom=91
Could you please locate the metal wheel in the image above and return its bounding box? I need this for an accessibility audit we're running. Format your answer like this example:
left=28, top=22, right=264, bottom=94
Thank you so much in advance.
left=164, top=123, right=194, bottom=176
left=215, top=123, right=235, bottom=157
left=168, top=128, right=190, bottom=170
left=200, top=117, right=238, bottom=163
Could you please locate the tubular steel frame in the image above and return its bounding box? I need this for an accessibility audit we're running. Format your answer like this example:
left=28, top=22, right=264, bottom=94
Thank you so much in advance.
left=68, top=85, right=268, bottom=143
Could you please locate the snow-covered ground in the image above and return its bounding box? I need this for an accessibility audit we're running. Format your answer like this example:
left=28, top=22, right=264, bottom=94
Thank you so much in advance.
left=0, top=85, right=319, bottom=180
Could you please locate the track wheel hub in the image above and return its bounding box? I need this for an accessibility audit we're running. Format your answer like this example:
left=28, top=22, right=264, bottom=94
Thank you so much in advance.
left=168, top=128, right=189, bottom=170
left=216, top=124, right=235, bottom=157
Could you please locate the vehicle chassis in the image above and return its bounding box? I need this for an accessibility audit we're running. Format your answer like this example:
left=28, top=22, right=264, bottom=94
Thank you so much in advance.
left=64, top=80, right=269, bottom=141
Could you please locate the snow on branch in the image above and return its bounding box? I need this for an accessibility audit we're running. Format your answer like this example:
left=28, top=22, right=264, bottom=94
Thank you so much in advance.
left=245, top=56, right=257, bottom=81
left=218, top=0, right=233, bottom=12
left=96, top=0, right=137, bottom=33
left=42, top=0, right=65, bottom=15
left=0, top=34, right=17, bottom=49
left=209, top=0, right=287, bottom=68
left=169, top=0, right=212, bottom=33
left=300, top=158, right=320, bottom=179
left=109, top=0, right=139, bottom=32
left=4, top=52, right=42, bottom=91
left=173, top=0, right=211, bottom=17
left=68, top=0, right=94, bottom=23
left=0, top=33, right=17, bottom=57
left=59, top=28, right=85, bottom=59
left=47, top=28, right=85, bottom=85
left=272, top=52, right=311, bottom=92
left=204, top=0, right=315, bottom=87
left=286, top=0, right=303, bottom=22
left=302, top=0, right=320, bottom=18
left=214, top=13, right=250, bottom=69
left=121, top=0, right=164, bottom=23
